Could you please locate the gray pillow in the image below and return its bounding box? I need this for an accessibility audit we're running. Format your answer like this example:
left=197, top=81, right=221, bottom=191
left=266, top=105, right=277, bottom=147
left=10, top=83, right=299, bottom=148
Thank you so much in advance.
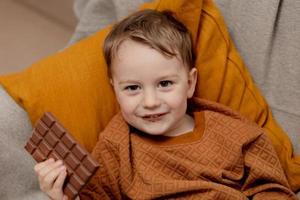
left=0, top=85, right=47, bottom=200
left=68, top=0, right=150, bottom=45
left=214, top=0, right=300, bottom=155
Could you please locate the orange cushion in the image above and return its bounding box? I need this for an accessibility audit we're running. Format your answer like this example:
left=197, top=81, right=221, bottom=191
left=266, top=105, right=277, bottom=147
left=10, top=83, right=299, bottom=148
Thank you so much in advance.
left=0, top=0, right=299, bottom=191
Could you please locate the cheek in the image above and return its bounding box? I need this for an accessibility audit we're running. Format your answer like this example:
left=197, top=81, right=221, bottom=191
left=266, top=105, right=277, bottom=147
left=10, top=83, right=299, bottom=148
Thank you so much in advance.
left=116, top=94, right=139, bottom=114
left=164, top=92, right=187, bottom=110
left=164, top=86, right=189, bottom=106
left=113, top=87, right=136, bottom=114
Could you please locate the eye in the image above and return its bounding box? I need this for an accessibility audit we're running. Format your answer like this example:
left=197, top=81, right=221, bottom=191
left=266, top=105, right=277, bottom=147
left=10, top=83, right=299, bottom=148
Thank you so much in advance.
left=159, top=80, right=173, bottom=88
left=124, top=85, right=140, bottom=91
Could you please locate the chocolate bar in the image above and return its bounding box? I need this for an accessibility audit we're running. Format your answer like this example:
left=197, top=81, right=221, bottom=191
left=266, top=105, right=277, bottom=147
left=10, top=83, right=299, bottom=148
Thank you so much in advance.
left=24, top=112, right=99, bottom=199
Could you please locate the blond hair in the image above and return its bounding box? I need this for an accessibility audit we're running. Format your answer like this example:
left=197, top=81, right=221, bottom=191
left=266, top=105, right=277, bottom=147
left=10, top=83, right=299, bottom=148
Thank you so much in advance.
left=103, top=9, right=195, bottom=77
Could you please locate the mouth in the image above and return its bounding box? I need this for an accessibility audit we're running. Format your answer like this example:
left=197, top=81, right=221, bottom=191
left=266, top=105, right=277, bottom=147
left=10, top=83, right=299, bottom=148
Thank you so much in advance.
left=141, top=113, right=167, bottom=122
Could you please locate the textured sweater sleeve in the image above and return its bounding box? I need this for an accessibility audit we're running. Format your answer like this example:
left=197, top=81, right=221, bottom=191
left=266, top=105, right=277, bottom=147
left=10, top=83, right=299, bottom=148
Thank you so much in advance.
left=242, top=133, right=297, bottom=199
left=79, top=135, right=122, bottom=200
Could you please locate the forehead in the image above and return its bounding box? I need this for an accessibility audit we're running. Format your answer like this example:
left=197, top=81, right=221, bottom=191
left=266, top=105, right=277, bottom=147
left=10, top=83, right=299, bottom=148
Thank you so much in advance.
left=111, top=40, right=187, bottom=75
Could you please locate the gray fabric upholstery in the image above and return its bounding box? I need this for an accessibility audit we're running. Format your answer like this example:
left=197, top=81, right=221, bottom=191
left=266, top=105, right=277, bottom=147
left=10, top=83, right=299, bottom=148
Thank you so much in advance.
left=0, top=85, right=47, bottom=199
left=214, top=0, right=300, bottom=154
left=68, top=0, right=151, bottom=45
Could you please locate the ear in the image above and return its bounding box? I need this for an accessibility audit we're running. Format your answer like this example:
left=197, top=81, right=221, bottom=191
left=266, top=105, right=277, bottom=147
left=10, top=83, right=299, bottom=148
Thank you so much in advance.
left=187, top=67, right=198, bottom=98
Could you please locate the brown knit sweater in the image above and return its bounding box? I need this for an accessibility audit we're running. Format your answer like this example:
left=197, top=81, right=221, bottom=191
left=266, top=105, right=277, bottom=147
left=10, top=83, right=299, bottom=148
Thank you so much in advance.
left=79, top=98, right=297, bottom=199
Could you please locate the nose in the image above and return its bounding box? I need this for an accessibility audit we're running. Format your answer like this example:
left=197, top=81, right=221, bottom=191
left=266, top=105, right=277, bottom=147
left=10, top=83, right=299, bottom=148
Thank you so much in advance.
left=142, top=88, right=161, bottom=109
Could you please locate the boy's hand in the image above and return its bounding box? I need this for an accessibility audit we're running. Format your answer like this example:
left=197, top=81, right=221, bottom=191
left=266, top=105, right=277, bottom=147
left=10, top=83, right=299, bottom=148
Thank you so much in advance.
left=34, top=158, right=68, bottom=200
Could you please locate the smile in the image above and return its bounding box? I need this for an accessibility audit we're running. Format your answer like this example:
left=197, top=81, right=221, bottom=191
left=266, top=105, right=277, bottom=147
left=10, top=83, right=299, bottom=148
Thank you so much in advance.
left=141, top=113, right=167, bottom=122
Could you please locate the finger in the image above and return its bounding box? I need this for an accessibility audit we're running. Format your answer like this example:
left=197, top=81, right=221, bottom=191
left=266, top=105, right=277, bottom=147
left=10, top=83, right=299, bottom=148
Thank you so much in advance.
left=34, top=158, right=55, bottom=172
left=37, top=160, right=65, bottom=192
left=63, top=195, right=69, bottom=200
left=52, top=167, right=67, bottom=191
left=42, top=165, right=66, bottom=190
left=39, top=160, right=64, bottom=178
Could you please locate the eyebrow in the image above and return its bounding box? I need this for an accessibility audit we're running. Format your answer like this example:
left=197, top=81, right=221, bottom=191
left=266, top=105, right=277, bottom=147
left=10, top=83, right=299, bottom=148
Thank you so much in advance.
left=118, top=75, right=180, bottom=85
left=159, top=75, right=179, bottom=80
left=118, top=80, right=140, bottom=85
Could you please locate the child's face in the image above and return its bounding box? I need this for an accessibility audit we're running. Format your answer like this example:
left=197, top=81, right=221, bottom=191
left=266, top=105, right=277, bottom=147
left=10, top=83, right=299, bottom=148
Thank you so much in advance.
left=110, top=39, right=197, bottom=137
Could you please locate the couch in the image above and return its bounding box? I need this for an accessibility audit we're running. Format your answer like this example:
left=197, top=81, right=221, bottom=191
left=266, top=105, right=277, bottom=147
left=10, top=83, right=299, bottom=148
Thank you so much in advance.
left=0, top=0, right=299, bottom=199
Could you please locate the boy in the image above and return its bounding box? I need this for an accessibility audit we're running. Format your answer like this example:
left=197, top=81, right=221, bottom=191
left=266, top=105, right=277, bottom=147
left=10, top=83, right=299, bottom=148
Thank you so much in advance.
left=34, top=9, right=297, bottom=199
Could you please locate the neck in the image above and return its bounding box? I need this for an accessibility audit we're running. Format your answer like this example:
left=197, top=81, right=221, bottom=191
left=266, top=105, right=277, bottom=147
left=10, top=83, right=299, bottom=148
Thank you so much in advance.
left=164, top=114, right=195, bottom=137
